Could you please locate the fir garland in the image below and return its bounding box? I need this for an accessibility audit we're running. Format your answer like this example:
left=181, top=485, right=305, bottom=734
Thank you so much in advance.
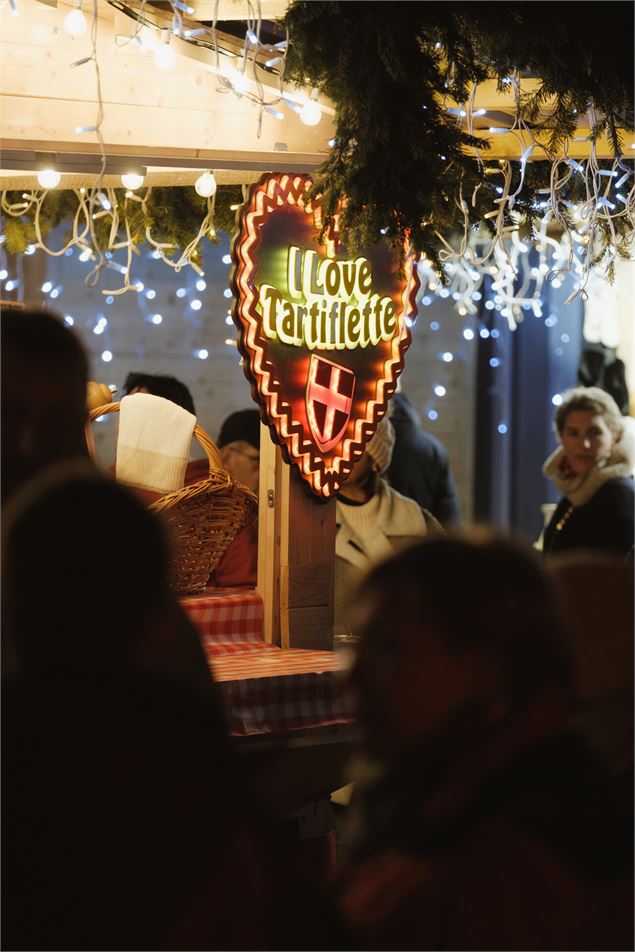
left=282, top=1, right=635, bottom=270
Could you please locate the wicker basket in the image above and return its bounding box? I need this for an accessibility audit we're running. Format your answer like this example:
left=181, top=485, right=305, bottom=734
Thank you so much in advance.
left=89, top=402, right=258, bottom=595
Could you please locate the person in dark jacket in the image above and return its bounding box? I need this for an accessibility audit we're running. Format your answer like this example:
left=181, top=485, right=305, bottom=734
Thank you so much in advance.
left=387, top=391, right=461, bottom=526
left=336, top=533, right=633, bottom=951
left=542, top=386, right=634, bottom=558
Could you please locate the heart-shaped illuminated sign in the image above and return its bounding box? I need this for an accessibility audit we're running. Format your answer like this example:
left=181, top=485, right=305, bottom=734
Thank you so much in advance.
left=230, top=173, right=420, bottom=499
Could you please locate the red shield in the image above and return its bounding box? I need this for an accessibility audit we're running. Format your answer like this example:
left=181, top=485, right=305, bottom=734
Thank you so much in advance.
left=306, top=355, right=355, bottom=453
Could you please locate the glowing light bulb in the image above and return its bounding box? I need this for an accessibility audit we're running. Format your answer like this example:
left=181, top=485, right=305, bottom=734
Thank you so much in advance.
left=64, top=3, right=87, bottom=37
left=37, top=169, right=61, bottom=189
left=194, top=171, right=217, bottom=197
left=299, top=100, right=322, bottom=126
left=101, top=350, right=113, bottom=363
left=234, top=72, right=250, bottom=94
left=121, top=172, right=145, bottom=189
left=154, top=37, right=176, bottom=71
left=222, top=254, right=232, bottom=264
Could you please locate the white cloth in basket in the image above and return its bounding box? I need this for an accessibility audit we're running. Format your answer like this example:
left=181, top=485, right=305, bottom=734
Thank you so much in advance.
left=116, top=393, right=196, bottom=494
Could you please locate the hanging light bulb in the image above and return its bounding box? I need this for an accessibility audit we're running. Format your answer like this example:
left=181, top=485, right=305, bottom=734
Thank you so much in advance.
left=194, top=171, right=217, bottom=198
left=121, top=171, right=145, bottom=190
left=153, top=30, right=176, bottom=71
left=300, top=98, right=322, bottom=126
left=37, top=168, right=61, bottom=189
left=64, top=0, right=87, bottom=37
left=231, top=70, right=249, bottom=95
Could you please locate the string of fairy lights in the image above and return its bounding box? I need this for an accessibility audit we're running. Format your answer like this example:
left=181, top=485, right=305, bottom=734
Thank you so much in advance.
left=1, top=0, right=631, bottom=444
left=436, top=72, right=635, bottom=305
left=1, top=216, right=585, bottom=451
left=1, top=0, right=325, bottom=291
left=411, top=223, right=589, bottom=433
left=3, top=1, right=633, bottom=289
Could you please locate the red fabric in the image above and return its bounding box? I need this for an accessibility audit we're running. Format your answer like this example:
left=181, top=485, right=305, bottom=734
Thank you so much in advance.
left=181, top=588, right=353, bottom=735
left=185, top=457, right=210, bottom=484
left=186, top=460, right=259, bottom=588
left=209, top=647, right=353, bottom=736
left=211, top=524, right=258, bottom=587
left=180, top=587, right=264, bottom=648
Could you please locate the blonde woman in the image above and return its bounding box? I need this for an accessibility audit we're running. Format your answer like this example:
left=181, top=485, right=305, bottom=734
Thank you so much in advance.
left=542, top=387, right=634, bottom=557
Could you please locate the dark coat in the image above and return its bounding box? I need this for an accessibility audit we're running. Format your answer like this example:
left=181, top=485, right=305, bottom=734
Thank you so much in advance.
left=543, top=476, right=634, bottom=557
left=387, top=393, right=461, bottom=525
left=337, top=699, right=634, bottom=951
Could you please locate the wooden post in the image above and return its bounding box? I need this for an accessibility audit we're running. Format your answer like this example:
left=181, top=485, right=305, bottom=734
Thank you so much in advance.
left=257, top=423, right=335, bottom=650
left=257, top=423, right=283, bottom=645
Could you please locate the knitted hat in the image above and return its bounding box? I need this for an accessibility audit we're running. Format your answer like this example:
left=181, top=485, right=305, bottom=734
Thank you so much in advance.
left=217, top=409, right=261, bottom=451
left=366, top=416, right=396, bottom=474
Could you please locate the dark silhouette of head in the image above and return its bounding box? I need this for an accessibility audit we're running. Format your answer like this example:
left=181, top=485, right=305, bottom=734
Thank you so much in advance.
left=1, top=308, right=89, bottom=503
left=217, top=409, right=261, bottom=451
left=123, top=372, right=196, bottom=415
left=3, top=462, right=172, bottom=671
left=350, top=530, right=572, bottom=759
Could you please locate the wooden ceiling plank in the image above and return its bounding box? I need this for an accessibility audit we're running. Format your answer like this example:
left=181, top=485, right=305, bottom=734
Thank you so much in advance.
left=469, top=129, right=634, bottom=161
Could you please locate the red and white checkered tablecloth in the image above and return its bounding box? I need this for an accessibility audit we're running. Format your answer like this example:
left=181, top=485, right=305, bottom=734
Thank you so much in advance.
left=210, top=648, right=354, bottom=736
left=180, top=587, right=354, bottom=735
left=180, top=587, right=263, bottom=653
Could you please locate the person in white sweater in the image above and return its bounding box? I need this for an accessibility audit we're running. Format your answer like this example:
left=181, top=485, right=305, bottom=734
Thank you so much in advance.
left=334, top=415, right=440, bottom=643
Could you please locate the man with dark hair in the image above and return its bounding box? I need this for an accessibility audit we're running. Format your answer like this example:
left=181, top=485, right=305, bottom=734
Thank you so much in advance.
left=1, top=308, right=90, bottom=504
left=122, top=372, right=196, bottom=416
